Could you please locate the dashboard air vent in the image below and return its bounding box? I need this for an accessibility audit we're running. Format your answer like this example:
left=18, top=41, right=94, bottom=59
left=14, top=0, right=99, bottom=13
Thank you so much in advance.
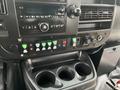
left=80, top=5, right=114, bottom=21
left=0, top=0, right=6, bottom=15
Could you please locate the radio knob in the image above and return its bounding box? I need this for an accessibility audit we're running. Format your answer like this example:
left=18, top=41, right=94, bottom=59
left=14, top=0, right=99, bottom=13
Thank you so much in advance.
left=39, top=23, right=49, bottom=32
left=59, top=8, right=65, bottom=13
left=67, top=5, right=81, bottom=18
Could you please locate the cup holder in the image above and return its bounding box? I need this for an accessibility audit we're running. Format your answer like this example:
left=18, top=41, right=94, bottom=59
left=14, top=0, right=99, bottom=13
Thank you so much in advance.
left=75, top=63, right=92, bottom=79
left=35, top=71, right=56, bottom=88
left=57, top=66, right=75, bottom=81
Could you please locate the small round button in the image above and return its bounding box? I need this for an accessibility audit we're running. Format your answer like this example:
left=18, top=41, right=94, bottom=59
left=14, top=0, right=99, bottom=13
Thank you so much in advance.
left=39, top=23, right=49, bottom=32
left=74, top=8, right=81, bottom=16
left=97, top=35, right=103, bottom=41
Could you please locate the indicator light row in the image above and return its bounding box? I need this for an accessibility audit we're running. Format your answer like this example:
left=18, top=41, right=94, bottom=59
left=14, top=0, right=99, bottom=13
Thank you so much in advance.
left=21, top=40, right=58, bottom=54
left=21, top=38, right=77, bottom=54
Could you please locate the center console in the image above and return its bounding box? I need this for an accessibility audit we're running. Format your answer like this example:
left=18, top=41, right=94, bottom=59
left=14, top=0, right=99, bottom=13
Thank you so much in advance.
left=23, top=52, right=97, bottom=90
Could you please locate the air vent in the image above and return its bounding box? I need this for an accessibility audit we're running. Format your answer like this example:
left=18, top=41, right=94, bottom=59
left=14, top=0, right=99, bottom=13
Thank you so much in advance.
left=117, top=0, right=120, bottom=5
left=78, top=5, right=114, bottom=32
left=0, top=0, right=6, bottom=15
left=80, top=5, right=114, bottom=21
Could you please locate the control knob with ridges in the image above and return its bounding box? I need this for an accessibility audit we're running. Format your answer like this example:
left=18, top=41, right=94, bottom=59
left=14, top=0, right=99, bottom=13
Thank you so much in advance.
left=38, top=23, right=49, bottom=32
left=67, top=5, right=81, bottom=18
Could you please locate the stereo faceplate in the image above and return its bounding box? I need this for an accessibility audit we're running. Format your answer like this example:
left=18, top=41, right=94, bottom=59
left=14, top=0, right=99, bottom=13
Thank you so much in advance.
left=16, top=2, right=67, bottom=36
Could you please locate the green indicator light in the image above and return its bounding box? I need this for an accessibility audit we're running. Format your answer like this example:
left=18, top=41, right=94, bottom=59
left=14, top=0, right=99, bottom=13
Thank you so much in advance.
left=72, top=38, right=77, bottom=42
left=22, top=44, right=27, bottom=49
left=48, top=41, right=52, bottom=46
left=53, top=40, right=57, bottom=45
left=42, top=42, right=46, bottom=47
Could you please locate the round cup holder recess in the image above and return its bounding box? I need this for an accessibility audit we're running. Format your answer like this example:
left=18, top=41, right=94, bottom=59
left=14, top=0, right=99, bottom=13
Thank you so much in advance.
left=57, top=66, right=75, bottom=81
left=75, top=63, right=92, bottom=80
left=35, top=71, right=56, bottom=88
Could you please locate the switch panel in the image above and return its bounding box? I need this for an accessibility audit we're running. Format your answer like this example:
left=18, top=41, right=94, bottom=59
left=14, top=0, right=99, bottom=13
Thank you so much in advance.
left=18, top=32, right=106, bottom=57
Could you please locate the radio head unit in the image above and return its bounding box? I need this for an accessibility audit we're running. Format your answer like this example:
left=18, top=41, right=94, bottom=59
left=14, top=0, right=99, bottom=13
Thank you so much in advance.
left=16, top=2, right=67, bottom=36
left=15, top=0, right=81, bottom=36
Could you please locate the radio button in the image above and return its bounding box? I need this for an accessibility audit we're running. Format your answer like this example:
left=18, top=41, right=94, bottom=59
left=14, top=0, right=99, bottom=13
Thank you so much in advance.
left=39, top=23, right=49, bottom=32
left=36, top=16, right=39, bottom=18
left=28, top=26, right=32, bottom=29
left=34, top=26, right=37, bottom=29
left=31, top=16, right=35, bottom=18
left=25, top=16, right=29, bottom=18
left=59, top=8, right=65, bottom=13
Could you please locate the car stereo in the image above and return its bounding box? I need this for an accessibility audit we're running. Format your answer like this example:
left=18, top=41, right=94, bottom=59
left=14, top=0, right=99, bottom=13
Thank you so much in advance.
left=15, top=2, right=67, bottom=36
left=15, top=0, right=81, bottom=36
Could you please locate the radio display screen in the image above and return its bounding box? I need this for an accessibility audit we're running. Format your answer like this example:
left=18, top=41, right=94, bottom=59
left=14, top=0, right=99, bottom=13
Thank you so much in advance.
left=22, top=4, right=64, bottom=15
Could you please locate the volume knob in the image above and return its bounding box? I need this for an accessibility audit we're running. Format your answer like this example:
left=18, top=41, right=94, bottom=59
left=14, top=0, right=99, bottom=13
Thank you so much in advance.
left=38, top=23, right=49, bottom=32
left=67, top=5, right=81, bottom=18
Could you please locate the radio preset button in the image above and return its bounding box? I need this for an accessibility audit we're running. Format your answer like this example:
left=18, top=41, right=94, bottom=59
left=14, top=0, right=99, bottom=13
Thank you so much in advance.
left=39, top=23, right=49, bottom=32
left=34, top=26, right=37, bottom=29
left=35, top=16, right=39, bottom=18
left=28, top=26, right=32, bottom=29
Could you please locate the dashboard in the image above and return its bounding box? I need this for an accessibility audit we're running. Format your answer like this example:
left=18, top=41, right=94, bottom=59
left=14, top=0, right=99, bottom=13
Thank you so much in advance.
left=0, top=0, right=115, bottom=60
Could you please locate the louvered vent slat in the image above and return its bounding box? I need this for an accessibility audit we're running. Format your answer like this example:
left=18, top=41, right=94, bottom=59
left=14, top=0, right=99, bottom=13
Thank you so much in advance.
left=80, top=5, right=114, bottom=21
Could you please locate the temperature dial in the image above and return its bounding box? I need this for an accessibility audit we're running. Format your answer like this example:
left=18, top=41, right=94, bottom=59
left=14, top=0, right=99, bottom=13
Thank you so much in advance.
left=39, top=23, right=49, bottom=32
left=67, top=5, right=81, bottom=18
